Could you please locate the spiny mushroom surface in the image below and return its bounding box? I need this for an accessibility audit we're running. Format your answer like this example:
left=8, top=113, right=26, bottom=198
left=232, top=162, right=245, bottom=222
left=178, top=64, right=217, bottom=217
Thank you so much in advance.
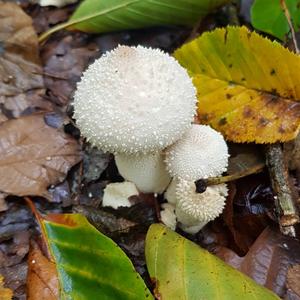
left=175, top=179, right=228, bottom=230
left=165, top=124, right=229, bottom=180
left=73, top=45, right=197, bottom=155
left=115, top=152, right=171, bottom=193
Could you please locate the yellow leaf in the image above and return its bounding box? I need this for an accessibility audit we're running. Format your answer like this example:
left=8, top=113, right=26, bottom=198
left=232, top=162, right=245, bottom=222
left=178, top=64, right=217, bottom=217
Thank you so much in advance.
left=0, top=276, right=13, bottom=300
left=174, top=26, right=300, bottom=143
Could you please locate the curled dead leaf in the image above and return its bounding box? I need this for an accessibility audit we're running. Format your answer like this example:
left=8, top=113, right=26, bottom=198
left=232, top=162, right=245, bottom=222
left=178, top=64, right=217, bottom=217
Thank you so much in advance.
left=286, top=264, right=300, bottom=298
left=27, top=241, right=59, bottom=300
left=0, top=113, right=81, bottom=199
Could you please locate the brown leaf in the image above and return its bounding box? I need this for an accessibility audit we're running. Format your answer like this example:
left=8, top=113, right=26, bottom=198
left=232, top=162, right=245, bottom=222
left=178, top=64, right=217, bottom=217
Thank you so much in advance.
left=216, top=227, right=300, bottom=298
left=0, top=275, right=13, bottom=300
left=27, top=241, right=59, bottom=300
left=0, top=113, right=81, bottom=199
left=286, top=264, right=300, bottom=298
left=0, top=2, right=52, bottom=124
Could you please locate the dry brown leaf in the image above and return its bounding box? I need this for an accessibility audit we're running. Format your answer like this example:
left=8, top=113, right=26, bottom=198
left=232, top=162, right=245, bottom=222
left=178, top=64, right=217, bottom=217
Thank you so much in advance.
left=0, top=275, right=13, bottom=300
left=0, top=2, right=52, bottom=124
left=286, top=264, right=300, bottom=298
left=0, top=113, right=81, bottom=199
left=27, top=241, right=59, bottom=300
left=216, top=227, right=300, bottom=298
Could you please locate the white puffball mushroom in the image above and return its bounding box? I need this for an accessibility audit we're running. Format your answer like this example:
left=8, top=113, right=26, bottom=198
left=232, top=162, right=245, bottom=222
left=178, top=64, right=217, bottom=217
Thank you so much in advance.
left=102, top=181, right=139, bottom=209
left=73, top=45, right=197, bottom=155
left=160, top=203, right=177, bottom=231
left=115, top=152, right=171, bottom=193
left=165, top=124, right=229, bottom=180
left=175, top=179, right=228, bottom=232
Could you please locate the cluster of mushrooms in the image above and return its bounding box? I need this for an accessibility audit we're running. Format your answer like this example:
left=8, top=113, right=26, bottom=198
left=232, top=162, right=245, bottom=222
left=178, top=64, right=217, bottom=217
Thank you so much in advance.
left=73, top=45, right=229, bottom=234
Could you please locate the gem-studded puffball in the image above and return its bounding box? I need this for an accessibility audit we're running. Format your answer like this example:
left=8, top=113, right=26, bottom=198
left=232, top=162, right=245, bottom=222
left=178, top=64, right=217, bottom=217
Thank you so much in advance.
left=175, top=180, right=228, bottom=227
left=73, top=45, right=197, bottom=154
left=165, top=124, right=229, bottom=180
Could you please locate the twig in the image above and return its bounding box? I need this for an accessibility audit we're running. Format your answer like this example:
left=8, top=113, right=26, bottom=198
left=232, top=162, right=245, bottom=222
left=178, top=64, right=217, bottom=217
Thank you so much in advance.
left=263, top=1, right=300, bottom=237
left=265, top=144, right=299, bottom=236
left=280, top=0, right=299, bottom=53
left=205, top=162, right=264, bottom=186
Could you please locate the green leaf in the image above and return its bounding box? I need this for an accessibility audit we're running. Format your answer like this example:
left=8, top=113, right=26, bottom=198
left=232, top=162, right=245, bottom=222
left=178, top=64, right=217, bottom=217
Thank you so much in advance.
left=39, top=0, right=230, bottom=41
left=251, top=0, right=300, bottom=41
left=41, top=213, right=153, bottom=300
left=145, top=224, right=280, bottom=300
left=174, top=26, right=300, bottom=143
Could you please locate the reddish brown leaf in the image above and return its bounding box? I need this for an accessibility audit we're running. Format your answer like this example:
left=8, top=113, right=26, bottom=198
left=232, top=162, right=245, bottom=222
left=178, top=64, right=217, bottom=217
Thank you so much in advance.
left=0, top=2, right=52, bottom=124
left=0, top=113, right=81, bottom=199
left=27, top=242, right=59, bottom=300
left=216, top=227, right=300, bottom=298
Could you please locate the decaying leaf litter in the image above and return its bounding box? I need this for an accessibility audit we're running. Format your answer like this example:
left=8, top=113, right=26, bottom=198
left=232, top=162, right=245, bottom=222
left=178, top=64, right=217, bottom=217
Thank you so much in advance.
left=1, top=0, right=300, bottom=299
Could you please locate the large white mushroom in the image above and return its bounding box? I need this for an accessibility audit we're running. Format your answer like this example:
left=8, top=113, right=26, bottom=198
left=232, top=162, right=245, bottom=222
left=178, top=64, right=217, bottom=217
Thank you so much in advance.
left=73, top=45, right=196, bottom=155
left=73, top=45, right=197, bottom=194
left=165, top=124, right=229, bottom=181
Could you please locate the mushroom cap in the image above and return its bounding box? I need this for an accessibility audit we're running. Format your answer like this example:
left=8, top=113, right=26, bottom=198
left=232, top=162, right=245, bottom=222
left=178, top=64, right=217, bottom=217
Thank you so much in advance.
left=115, top=152, right=171, bottom=194
left=73, top=45, right=197, bottom=154
left=175, top=179, right=228, bottom=227
left=165, top=124, right=229, bottom=180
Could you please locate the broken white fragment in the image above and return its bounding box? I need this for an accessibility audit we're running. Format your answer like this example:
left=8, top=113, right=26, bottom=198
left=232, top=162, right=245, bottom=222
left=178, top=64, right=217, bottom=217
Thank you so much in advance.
left=39, top=0, right=77, bottom=7
left=102, top=181, right=139, bottom=209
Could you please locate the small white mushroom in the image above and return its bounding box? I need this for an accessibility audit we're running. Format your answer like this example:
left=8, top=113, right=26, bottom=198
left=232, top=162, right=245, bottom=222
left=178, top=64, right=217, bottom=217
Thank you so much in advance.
left=73, top=45, right=197, bottom=155
left=164, top=178, right=179, bottom=205
left=160, top=203, right=177, bottom=231
left=165, top=124, right=229, bottom=180
left=175, top=179, right=228, bottom=233
left=102, top=181, right=139, bottom=209
left=115, top=152, right=171, bottom=193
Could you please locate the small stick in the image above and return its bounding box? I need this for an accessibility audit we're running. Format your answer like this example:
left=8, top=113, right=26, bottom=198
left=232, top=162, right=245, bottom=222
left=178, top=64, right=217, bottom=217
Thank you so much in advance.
left=265, top=144, right=299, bottom=236
left=205, top=163, right=264, bottom=186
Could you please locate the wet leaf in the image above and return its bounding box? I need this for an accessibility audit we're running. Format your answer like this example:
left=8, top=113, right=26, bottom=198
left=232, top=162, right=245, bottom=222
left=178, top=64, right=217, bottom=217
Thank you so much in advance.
left=0, top=275, right=13, bottom=300
left=27, top=242, right=59, bottom=300
left=251, top=0, right=300, bottom=41
left=174, top=26, right=300, bottom=143
left=216, top=227, right=300, bottom=298
left=0, top=2, right=52, bottom=123
left=40, top=213, right=153, bottom=299
left=40, top=0, right=230, bottom=40
left=146, top=224, right=279, bottom=300
left=0, top=113, right=81, bottom=199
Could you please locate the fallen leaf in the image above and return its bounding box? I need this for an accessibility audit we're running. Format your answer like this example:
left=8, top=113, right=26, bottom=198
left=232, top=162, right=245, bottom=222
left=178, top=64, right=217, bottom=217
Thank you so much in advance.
left=251, top=0, right=300, bottom=41
left=0, top=275, right=13, bottom=300
left=0, top=2, right=52, bottom=123
left=39, top=212, right=153, bottom=299
left=216, top=227, right=300, bottom=298
left=286, top=264, right=300, bottom=298
left=146, top=224, right=280, bottom=299
left=27, top=241, right=59, bottom=300
left=0, top=113, right=81, bottom=199
left=39, top=0, right=230, bottom=40
left=174, top=26, right=300, bottom=143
